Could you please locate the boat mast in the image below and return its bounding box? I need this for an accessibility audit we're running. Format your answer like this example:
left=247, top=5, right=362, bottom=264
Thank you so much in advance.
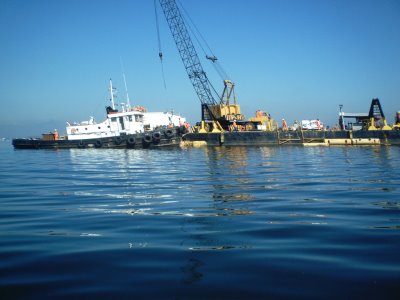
left=120, top=57, right=131, bottom=108
left=122, top=72, right=131, bottom=108
left=109, top=78, right=116, bottom=110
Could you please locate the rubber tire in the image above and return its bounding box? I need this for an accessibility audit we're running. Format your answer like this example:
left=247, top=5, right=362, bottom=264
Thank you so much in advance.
left=127, top=136, right=136, bottom=145
left=153, top=132, right=161, bottom=141
left=143, top=134, right=153, bottom=144
left=165, top=129, right=174, bottom=139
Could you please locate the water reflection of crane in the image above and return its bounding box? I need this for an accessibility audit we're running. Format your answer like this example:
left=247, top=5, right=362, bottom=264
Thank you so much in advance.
left=202, top=147, right=255, bottom=216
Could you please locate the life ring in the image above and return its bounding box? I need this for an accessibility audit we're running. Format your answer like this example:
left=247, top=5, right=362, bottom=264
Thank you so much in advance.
left=127, top=136, right=136, bottom=145
left=95, top=140, right=102, bottom=148
left=152, top=132, right=161, bottom=141
left=143, top=134, right=153, bottom=144
left=114, top=136, right=123, bottom=145
left=165, top=129, right=174, bottom=139
left=78, top=140, right=85, bottom=148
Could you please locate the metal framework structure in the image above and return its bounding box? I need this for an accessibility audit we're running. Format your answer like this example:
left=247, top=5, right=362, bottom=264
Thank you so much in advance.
left=368, top=98, right=385, bottom=119
left=159, top=0, right=218, bottom=121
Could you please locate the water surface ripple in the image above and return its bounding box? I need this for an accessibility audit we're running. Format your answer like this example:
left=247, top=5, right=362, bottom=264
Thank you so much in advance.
left=0, top=143, right=399, bottom=299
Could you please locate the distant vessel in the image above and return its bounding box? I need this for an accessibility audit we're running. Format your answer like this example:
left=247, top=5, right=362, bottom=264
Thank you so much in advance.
left=12, top=79, right=189, bottom=149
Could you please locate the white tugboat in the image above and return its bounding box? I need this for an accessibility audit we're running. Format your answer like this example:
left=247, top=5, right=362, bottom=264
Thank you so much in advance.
left=12, top=79, right=189, bottom=149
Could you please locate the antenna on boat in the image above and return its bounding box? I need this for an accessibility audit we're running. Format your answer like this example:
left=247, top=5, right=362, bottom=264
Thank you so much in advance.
left=120, top=57, right=131, bottom=108
left=122, top=72, right=131, bottom=108
left=109, top=78, right=116, bottom=110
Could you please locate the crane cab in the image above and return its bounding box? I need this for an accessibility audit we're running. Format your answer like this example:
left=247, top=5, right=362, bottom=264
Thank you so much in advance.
left=210, top=80, right=245, bottom=126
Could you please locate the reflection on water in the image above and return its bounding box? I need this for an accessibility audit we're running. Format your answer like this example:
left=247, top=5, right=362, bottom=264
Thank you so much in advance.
left=29, top=146, right=400, bottom=255
left=68, top=148, right=259, bottom=219
left=67, top=148, right=258, bottom=251
left=1, top=143, right=400, bottom=299
left=65, top=146, right=400, bottom=225
left=203, top=147, right=255, bottom=206
left=181, top=258, right=203, bottom=284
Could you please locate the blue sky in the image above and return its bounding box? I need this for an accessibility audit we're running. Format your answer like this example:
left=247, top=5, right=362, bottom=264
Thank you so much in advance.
left=1, top=0, right=399, bottom=137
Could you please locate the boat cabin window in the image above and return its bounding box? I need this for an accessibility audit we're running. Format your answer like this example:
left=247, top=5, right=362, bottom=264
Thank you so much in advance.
left=111, top=117, right=117, bottom=122
left=128, top=116, right=133, bottom=122
left=135, top=114, right=143, bottom=122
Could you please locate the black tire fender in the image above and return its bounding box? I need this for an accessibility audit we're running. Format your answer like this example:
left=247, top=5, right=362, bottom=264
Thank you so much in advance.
left=143, top=134, right=153, bottom=144
left=152, top=132, right=161, bottom=141
left=165, top=129, right=174, bottom=138
left=127, top=136, right=136, bottom=145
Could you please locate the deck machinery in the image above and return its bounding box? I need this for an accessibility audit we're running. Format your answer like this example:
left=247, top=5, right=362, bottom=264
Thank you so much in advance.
left=339, top=98, right=394, bottom=131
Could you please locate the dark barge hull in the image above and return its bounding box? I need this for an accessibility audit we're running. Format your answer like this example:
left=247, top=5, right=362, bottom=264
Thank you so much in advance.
left=183, top=130, right=400, bottom=146
left=12, top=128, right=183, bottom=149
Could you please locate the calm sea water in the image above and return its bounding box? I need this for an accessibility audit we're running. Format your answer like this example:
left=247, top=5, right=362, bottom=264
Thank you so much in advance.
left=0, top=142, right=399, bottom=299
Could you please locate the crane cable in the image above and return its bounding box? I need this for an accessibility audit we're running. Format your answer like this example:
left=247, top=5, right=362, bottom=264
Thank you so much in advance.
left=177, top=0, right=230, bottom=82
left=154, top=0, right=167, bottom=89
left=177, top=7, right=224, bottom=101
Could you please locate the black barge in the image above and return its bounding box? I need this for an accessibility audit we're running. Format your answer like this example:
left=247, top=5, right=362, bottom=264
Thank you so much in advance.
left=182, top=129, right=400, bottom=146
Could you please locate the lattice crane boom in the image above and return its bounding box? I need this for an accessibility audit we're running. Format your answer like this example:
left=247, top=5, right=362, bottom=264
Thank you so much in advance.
left=159, top=0, right=218, bottom=121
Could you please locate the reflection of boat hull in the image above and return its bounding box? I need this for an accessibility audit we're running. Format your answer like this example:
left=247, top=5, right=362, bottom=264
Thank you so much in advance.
left=13, top=128, right=182, bottom=149
left=183, top=130, right=400, bottom=146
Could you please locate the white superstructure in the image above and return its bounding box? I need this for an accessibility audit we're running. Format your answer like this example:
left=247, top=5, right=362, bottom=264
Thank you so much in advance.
left=66, top=79, right=186, bottom=140
left=143, top=111, right=185, bottom=130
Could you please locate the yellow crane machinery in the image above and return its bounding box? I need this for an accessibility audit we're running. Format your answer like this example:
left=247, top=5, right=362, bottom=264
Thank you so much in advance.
left=248, top=110, right=278, bottom=131
left=211, top=80, right=244, bottom=122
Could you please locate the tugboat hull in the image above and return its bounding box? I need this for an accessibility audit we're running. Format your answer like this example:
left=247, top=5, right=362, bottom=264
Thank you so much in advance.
left=12, top=128, right=182, bottom=149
